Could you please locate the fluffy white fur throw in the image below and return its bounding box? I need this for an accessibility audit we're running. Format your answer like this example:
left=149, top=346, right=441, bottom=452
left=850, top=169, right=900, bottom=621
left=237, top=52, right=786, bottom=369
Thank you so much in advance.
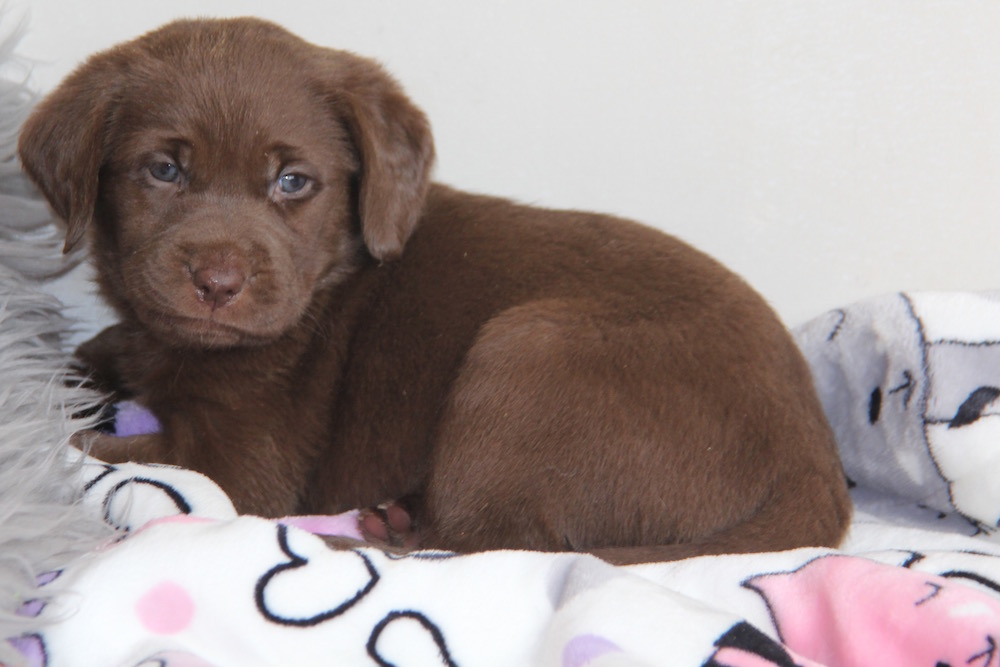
left=0, top=18, right=109, bottom=665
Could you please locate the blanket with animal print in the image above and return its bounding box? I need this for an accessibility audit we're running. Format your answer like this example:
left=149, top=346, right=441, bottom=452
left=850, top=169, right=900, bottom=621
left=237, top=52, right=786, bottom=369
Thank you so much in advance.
left=10, top=291, right=1000, bottom=667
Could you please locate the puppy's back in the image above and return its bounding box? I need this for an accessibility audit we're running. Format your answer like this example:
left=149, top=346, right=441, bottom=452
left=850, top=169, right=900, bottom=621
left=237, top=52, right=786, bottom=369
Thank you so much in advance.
left=308, top=185, right=851, bottom=562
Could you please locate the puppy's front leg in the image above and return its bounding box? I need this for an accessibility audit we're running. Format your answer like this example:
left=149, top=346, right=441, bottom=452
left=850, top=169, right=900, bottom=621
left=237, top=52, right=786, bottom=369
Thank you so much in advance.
left=73, top=430, right=173, bottom=465
left=74, top=323, right=139, bottom=398
left=75, top=424, right=310, bottom=517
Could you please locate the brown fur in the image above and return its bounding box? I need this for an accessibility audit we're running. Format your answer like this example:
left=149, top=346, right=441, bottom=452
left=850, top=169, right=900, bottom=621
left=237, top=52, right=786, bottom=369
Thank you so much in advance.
left=18, top=18, right=850, bottom=563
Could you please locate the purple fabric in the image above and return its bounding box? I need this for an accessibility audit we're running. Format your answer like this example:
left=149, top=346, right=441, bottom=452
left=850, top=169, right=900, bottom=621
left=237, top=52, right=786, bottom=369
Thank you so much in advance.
left=114, top=400, right=162, bottom=437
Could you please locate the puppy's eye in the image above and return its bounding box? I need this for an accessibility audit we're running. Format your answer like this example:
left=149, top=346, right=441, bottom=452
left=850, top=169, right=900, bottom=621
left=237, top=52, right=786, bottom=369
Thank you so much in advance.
left=149, top=161, right=181, bottom=183
left=278, top=172, right=310, bottom=194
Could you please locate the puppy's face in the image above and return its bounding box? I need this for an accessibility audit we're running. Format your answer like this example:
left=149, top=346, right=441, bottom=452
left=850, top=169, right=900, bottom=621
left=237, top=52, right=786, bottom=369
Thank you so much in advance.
left=19, top=19, right=434, bottom=348
left=100, top=54, right=359, bottom=347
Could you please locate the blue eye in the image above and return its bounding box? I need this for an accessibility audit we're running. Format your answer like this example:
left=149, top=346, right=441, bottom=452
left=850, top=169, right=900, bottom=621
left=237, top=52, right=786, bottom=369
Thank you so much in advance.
left=149, top=161, right=180, bottom=183
left=278, top=172, right=309, bottom=194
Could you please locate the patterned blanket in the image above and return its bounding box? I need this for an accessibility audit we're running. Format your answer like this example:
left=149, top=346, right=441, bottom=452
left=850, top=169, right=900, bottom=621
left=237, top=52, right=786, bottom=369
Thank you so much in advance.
left=12, top=291, right=1000, bottom=667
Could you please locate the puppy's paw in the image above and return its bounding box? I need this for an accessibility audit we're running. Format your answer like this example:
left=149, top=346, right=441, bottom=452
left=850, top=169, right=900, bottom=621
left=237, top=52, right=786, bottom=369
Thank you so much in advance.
left=71, top=430, right=167, bottom=465
left=359, top=501, right=421, bottom=549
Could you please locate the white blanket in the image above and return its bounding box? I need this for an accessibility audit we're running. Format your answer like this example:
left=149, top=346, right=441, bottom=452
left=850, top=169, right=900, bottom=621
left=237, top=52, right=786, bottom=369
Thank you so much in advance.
left=13, top=291, right=1000, bottom=667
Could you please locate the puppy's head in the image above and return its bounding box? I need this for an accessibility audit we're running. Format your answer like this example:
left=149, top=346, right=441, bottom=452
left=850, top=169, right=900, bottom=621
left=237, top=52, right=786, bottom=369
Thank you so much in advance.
left=18, top=18, right=434, bottom=347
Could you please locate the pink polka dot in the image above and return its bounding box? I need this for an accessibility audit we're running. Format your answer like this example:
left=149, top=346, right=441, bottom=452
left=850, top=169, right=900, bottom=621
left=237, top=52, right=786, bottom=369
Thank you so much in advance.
left=135, top=581, right=195, bottom=634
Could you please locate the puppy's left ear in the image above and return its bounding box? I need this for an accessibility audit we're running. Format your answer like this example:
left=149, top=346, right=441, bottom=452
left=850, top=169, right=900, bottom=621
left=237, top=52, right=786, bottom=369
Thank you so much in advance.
left=320, top=51, right=435, bottom=262
left=18, top=52, right=125, bottom=254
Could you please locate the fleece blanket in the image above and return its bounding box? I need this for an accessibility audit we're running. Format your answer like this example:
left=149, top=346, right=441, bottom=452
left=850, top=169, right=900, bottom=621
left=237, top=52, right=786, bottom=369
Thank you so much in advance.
left=10, top=290, right=1000, bottom=667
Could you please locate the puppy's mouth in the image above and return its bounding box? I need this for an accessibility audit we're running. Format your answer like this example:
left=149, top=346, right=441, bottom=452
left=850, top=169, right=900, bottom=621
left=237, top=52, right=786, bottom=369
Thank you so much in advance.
left=123, top=254, right=304, bottom=349
left=140, top=308, right=279, bottom=349
left=120, top=237, right=325, bottom=350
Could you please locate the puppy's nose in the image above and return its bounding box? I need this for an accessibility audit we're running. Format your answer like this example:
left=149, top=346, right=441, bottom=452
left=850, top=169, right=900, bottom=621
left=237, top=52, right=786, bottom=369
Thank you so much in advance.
left=192, top=266, right=246, bottom=309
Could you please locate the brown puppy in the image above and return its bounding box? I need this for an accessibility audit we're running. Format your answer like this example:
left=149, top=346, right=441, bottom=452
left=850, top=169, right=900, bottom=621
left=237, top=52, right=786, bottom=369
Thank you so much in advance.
left=18, top=18, right=850, bottom=563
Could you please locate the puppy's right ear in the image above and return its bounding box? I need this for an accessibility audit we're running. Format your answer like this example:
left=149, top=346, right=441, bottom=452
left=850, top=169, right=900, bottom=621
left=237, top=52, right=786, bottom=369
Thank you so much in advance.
left=18, top=55, right=123, bottom=254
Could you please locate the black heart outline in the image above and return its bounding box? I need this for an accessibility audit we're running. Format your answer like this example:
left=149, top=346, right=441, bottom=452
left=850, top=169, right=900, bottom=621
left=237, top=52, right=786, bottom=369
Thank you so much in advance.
left=255, top=524, right=379, bottom=626
left=367, top=610, right=458, bottom=667
left=102, top=477, right=193, bottom=529
left=82, top=463, right=116, bottom=492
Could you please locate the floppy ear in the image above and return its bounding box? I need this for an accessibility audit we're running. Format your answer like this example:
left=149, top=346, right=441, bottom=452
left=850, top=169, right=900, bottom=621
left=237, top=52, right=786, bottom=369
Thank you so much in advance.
left=18, top=54, right=124, bottom=254
left=321, top=51, right=435, bottom=262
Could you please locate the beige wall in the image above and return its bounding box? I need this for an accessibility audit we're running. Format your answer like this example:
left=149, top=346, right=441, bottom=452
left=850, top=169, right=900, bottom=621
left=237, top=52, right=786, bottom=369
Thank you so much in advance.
left=14, top=0, right=1000, bottom=333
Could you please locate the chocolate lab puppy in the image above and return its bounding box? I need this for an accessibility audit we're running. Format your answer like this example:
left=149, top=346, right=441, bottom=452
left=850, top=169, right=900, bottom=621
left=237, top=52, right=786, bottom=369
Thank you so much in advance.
left=18, top=17, right=850, bottom=563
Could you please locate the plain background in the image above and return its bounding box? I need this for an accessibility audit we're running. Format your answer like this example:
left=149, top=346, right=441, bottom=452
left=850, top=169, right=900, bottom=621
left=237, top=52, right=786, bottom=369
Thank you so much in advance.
left=9, top=0, right=1000, bottom=332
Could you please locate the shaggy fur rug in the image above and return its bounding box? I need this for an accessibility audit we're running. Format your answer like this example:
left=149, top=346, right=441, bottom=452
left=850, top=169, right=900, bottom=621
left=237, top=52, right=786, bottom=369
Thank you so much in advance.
left=0, top=19, right=110, bottom=665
